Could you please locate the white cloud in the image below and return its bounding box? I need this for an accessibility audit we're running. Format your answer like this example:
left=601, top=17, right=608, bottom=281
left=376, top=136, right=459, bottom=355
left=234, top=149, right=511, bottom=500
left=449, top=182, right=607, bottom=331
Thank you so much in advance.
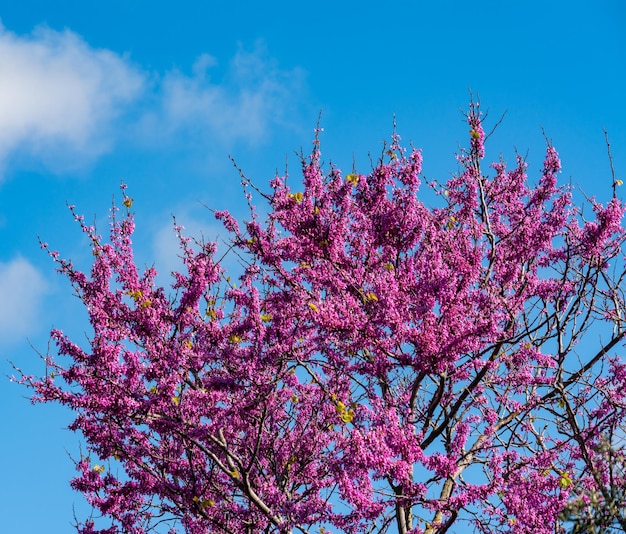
left=141, top=44, right=307, bottom=147
left=0, top=257, right=48, bottom=343
left=0, top=22, right=144, bottom=174
left=0, top=24, right=307, bottom=178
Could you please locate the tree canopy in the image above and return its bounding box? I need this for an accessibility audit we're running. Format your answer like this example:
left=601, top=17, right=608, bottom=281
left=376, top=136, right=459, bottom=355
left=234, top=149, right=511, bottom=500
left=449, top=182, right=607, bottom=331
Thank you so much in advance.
left=21, top=102, right=626, bottom=533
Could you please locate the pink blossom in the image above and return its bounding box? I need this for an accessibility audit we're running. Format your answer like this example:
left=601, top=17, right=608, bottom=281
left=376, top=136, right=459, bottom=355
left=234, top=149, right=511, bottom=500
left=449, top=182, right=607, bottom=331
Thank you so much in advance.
left=20, top=101, right=626, bottom=534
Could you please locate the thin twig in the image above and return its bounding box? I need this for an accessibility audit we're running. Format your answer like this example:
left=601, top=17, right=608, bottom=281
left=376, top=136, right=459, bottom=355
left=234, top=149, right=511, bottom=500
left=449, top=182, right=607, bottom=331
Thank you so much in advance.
left=604, top=128, right=619, bottom=197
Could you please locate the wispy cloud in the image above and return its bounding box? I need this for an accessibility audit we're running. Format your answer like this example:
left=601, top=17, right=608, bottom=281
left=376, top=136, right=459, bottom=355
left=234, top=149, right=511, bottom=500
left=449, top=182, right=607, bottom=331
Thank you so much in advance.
left=0, top=24, right=307, bottom=180
left=138, top=43, right=307, bottom=148
left=0, top=257, right=48, bottom=344
left=0, top=23, right=144, bottom=175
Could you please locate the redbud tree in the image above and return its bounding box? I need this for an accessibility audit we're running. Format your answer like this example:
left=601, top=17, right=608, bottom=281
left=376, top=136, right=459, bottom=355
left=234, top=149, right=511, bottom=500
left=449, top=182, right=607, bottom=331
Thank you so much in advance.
left=20, top=102, right=626, bottom=534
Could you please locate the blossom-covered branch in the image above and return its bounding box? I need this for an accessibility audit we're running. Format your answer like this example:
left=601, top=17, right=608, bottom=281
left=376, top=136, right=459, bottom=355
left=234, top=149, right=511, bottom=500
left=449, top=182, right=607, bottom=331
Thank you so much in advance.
left=21, top=102, right=626, bottom=534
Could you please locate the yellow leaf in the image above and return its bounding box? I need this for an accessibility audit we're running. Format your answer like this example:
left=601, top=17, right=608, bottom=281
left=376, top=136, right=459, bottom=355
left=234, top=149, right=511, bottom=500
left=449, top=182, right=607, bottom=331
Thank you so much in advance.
left=229, top=334, right=242, bottom=344
left=194, top=497, right=214, bottom=509
left=123, top=197, right=134, bottom=208
left=340, top=409, right=355, bottom=423
left=93, top=464, right=105, bottom=473
left=260, top=313, right=273, bottom=322
left=559, top=472, right=572, bottom=488
left=309, top=302, right=318, bottom=313
left=334, top=397, right=356, bottom=423
left=171, top=396, right=180, bottom=406
left=127, top=290, right=143, bottom=301
left=346, top=173, right=359, bottom=186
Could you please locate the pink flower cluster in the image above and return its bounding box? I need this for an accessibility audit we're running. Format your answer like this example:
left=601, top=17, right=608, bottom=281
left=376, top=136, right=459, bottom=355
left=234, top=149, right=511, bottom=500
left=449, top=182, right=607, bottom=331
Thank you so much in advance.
left=23, top=103, right=626, bottom=533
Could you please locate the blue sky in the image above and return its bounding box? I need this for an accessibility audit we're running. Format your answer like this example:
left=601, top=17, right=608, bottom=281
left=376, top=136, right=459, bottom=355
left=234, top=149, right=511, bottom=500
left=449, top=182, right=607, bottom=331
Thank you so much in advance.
left=0, top=1, right=624, bottom=531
